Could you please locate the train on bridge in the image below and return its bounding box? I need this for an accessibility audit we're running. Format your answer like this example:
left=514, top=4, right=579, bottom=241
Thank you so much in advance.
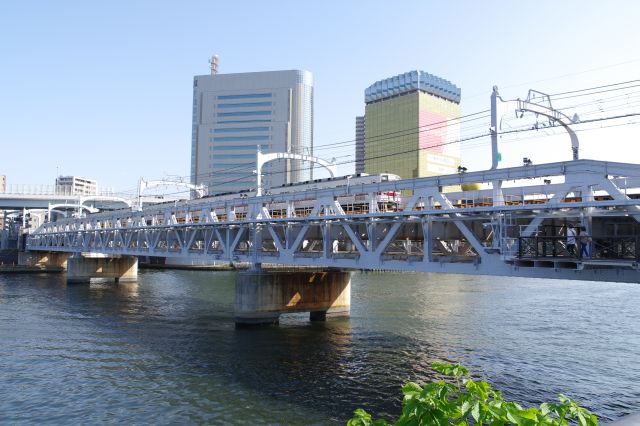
left=151, top=172, right=403, bottom=220
left=141, top=172, right=640, bottom=223
left=24, top=159, right=640, bottom=286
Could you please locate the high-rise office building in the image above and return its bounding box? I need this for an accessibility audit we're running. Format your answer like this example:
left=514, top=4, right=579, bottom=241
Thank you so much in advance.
left=191, top=58, right=314, bottom=194
left=364, top=71, right=461, bottom=179
left=355, top=116, right=365, bottom=174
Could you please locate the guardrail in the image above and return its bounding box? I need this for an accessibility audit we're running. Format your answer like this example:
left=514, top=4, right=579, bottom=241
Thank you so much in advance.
left=1, top=184, right=120, bottom=197
left=517, top=235, right=640, bottom=261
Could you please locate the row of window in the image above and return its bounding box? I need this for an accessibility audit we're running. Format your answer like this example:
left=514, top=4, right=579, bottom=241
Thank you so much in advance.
left=211, top=161, right=254, bottom=168
left=210, top=154, right=256, bottom=159
left=211, top=127, right=270, bottom=133
left=218, top=93, right=272, bottom=100
left=210, top=171, right=253, bottom=177
left=217, top=111, right=272, bottom=117
left=213, top=180, right=256, bottom=188
left=217, top=119, right=272, bottom=124
left=210, top=136, right=270, bottom=142
left=209, top=144, right=270, bottom=151
left=217, top=102, right=272, bottom=109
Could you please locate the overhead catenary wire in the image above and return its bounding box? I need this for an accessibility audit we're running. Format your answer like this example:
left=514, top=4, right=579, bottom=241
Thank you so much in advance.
left=148, top=112, right=640, bottom=199
left=155, top=81, right=640, bottom=189
left=131, top=78, right=640, bottom=197
left=149, top=111, right=640, bottom=198
left=214, top=81, right=640, bottom=181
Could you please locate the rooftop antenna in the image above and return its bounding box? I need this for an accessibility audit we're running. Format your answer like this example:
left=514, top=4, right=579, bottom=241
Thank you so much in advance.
left=209, top=55, right=219, bottom=75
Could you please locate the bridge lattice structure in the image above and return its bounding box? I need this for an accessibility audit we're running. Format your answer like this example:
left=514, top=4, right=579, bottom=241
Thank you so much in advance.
left=27, top=159, right=640, bottom=283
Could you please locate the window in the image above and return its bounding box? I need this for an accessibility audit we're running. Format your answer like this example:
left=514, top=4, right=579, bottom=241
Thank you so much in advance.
left=213, top=180, right=256, bottom=188
left=212, top=127, right=270, bottom=133
left=211, top=154, right=256, bottom=159
left=212, top=144, right=270, bottom=150
left=217, top=119, right=272, bottom=124
left=217, top=111, right=272, bottom=117
left=217, top=102, right=272, bottom=108
left=210, top=171, right=252, bottom=176
left=218, top=93, right=272, bottom=100
left=212, top=136, right=270, bottom=142
left=212, top=161, right=254, bottom=168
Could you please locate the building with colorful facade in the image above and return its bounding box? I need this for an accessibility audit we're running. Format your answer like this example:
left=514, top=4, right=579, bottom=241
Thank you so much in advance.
left=354, top=116, right=365, bottom=174
left=363, top=71, right=461, bottom=179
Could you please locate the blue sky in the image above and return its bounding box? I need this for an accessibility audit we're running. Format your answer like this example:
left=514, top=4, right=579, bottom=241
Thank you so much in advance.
left=2, top=1, right=640, bottom=194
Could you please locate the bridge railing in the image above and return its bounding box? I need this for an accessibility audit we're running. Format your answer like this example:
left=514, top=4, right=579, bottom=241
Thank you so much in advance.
left=1, top=184, right=122, bottom=197
left=517, top=235, right=640, bottom=261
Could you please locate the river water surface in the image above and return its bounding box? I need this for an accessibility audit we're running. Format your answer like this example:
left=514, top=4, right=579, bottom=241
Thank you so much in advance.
left=1, top=270, right=639, bottom=424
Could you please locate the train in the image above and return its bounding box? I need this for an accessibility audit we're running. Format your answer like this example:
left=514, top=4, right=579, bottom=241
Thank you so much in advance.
left=91, top=171, right=640, bottom=225
left=177, top=172, right=403, bottom=219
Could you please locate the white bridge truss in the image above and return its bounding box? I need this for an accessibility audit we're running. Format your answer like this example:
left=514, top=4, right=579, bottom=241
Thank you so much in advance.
left=27, top=160, right=640, bottom=283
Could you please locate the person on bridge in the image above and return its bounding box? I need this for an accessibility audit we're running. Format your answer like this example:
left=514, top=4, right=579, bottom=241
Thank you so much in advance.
left=579, top=226, right=592, bottom=259
left=566, top=224, right=577, bottom=257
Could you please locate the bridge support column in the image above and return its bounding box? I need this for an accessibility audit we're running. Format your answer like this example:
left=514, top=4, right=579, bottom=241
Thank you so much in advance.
left=235, top=270, right=351, bottom=325
left=18, top=251, right=69, bottom=270
left=67, top=254, right=138, bottom=283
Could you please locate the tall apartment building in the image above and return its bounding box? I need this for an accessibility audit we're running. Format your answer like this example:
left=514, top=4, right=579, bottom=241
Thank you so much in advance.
left=55, top=176, right=98, bottom=196
left=191, top=58, right=314, bottom=194
left=355, top=116, right=365, bottom=174
left=364, top=71, right=461, bottom=179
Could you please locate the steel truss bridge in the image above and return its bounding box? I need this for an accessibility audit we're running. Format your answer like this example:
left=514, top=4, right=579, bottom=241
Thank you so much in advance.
left=27, top=159, right=640, bottom=283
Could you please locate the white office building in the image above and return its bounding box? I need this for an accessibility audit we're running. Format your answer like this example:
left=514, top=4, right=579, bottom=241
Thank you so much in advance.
left=55, top=176, right=98, bottom=196
left=191, top=58, right=314, bottom=194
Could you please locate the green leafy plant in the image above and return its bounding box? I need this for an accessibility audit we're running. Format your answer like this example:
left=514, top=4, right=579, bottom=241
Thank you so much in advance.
left=347, top=362, right=597, bottom=426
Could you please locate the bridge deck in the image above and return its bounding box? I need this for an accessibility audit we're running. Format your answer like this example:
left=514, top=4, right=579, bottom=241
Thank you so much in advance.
left=26, top=159, right=640, bottom=283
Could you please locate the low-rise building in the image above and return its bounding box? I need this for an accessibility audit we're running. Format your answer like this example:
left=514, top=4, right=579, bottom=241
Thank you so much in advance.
left=55, top=176, right=98, bottom=196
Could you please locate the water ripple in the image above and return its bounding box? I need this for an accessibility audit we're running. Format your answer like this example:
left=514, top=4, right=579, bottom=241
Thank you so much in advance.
left=1, top=270, right=639, bottom=424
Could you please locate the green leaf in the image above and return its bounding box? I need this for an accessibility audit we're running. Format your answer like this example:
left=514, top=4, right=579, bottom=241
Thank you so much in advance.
left=402, top=382, right=422, bottom=394
left=437, top=384, right=449, bottom=400
left=461, top=400, right=473, bottom=418
left=345, top=363, right=598, bottom=426
left=347, top=408, right=375, bottom=426
left=471, top=401, right=481, bottom=422
left=431, top=362, right=468, bottom=377
left=486, top=400, right=506, bottom=419
left=517, top=408, right=536, bottom=420
left=540, top=403, right=552, bottom=416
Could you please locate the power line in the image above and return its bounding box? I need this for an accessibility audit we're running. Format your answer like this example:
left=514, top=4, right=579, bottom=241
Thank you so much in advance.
left=145, top=110, right=640, bottom=198
left=127, top=78, right=640, bottom=196
left=148, top=118, right=640, bottom=199
left=549, top=79, right=640, bottom=98
left=153, top=81, right=640, bottom=186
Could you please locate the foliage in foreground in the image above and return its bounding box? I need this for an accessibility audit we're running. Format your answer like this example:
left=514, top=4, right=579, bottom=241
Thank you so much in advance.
left=347, top=363, right=597, bottom=426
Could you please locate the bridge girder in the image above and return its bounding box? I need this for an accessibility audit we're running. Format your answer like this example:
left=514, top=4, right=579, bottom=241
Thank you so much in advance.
left=27, top=160, right=640, bottom=283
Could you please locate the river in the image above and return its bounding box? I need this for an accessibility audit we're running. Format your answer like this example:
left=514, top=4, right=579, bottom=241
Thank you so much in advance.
left=1, top=270, right=638, bottom=424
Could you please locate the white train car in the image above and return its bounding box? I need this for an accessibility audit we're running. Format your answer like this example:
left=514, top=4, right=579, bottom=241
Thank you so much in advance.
left=189, top=173, right=402, bottom=219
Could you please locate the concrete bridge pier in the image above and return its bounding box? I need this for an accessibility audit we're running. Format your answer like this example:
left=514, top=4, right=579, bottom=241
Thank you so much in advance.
left=67, top=254, right=138, bottom=283
left=235, top=270, right=351, bottom=325
left=18, top=251, right=70, bottom=270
